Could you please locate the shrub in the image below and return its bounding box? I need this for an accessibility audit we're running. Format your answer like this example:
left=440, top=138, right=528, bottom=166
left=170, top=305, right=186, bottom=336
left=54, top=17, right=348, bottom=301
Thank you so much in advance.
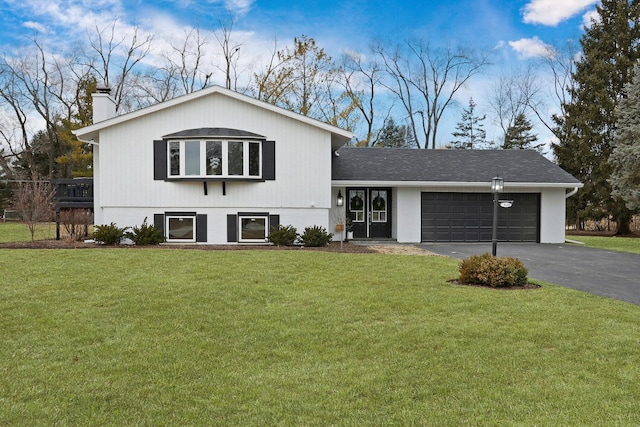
left=93, top=222, right=128, bottom=245
left=269, top=224, right=298, bottom=246
left=59, top=209, right=93, bottom=242
left=459, top=253, right=529, bottom=287
left=126, top=217, right=165, bottom=245
left=299, top=225, right=333, bottom=247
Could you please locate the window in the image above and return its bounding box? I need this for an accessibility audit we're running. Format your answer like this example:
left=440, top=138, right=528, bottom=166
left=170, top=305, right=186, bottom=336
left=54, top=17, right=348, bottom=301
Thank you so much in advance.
left=167, top=139, right=261, bottom=179
left=349, top=190, right=365, bottom=222
left=166, top=215, right=196, bottom=242
left=239, top=215, right=268, bottom=242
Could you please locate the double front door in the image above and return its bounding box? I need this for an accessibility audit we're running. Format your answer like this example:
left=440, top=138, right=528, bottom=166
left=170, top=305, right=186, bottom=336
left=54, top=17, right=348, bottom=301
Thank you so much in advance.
left=346, top=187, right=391, bottom=239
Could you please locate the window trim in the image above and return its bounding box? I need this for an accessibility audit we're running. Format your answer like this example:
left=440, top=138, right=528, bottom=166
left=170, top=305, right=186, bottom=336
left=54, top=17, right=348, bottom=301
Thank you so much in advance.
left=167, top=139, right=262, bottom=179
left=238, top=214, right=269, bottom=243
left=165, top=214, right=197, bottom=243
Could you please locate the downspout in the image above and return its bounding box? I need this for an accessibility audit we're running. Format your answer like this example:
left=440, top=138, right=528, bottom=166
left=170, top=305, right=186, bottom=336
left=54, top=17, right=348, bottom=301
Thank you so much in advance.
left=565, top=187, right=579, bottom=198
left=564, top=187, right=584, bottom=245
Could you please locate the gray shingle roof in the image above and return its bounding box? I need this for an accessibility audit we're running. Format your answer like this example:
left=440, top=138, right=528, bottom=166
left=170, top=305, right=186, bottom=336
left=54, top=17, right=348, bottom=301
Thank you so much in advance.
left=163, top=128, right=265, bottom=139
left=332, top=147, right=581, bottom=185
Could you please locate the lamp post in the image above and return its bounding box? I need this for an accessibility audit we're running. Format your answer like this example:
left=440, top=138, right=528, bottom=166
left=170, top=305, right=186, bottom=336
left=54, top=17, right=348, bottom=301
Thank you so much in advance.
left=491, top=176, right=504, bottom=256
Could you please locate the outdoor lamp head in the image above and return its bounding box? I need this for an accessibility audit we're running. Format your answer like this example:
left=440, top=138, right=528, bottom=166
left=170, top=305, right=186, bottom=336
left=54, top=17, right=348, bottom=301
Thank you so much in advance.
left=336, top=190, right=344, bottom=207
left=491, top=177, right=504, bottom=194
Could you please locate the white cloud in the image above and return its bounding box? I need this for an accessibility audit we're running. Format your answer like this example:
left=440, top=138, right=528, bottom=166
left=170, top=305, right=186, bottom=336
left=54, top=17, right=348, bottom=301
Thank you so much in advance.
left=582, top=8, right=601, bottom=28
left=508, top=36, right=554, bottom=59
left=22, top=21, right=48, bottom=33
left=522, top=0, right=599, bottom=26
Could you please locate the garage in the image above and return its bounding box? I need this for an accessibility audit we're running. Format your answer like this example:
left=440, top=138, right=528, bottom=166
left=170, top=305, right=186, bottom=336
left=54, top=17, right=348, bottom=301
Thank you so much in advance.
left=421, top=192, right=540, bottom=242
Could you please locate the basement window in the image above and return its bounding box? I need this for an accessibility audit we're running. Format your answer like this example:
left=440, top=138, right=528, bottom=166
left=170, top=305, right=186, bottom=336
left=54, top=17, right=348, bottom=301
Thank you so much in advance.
left=166, top=215, right=196, bottom=243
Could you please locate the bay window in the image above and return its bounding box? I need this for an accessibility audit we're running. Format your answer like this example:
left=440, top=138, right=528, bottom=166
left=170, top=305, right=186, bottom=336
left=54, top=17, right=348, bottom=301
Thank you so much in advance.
left=167, top=139, right=262, bottom=179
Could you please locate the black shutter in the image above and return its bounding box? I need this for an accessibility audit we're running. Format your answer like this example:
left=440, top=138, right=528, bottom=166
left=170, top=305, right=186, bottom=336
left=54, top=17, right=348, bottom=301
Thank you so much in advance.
left=263, top=140, right=275, bottom=180
left=269, top=214, right=280, bottom=232
left=154, top=214, right=164, bottom=232
left=196, top=214, right=207, bottom=242
left=227, top=214, right=237, bottom=242
left=153, top=140, right=167, bottom=180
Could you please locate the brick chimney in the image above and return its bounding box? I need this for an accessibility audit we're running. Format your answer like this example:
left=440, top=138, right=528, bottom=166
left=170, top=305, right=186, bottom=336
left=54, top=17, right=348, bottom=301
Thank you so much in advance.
left=92, top=81, right=116, bottom=123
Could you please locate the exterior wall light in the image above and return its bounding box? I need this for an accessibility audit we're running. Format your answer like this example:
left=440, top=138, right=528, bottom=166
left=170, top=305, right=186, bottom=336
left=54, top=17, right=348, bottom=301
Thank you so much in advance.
left=336, top=190, right=344, bottom=207
left=491, top=176, right=504, bottom=256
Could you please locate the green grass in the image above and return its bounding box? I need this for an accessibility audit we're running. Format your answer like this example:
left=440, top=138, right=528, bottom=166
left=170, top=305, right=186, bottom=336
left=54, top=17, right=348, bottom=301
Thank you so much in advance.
left=0, top=221, right=56, bottom=243
left=1, top=248, right=640, bottom=425
left=567, top=234, right=640, bottom=254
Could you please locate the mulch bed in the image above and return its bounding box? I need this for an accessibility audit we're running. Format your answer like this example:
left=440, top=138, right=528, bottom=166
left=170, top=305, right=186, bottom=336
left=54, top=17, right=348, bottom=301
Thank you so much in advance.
left=0, top=240, right=378, bottom=253
left=448, top=279, right=541, bottom=290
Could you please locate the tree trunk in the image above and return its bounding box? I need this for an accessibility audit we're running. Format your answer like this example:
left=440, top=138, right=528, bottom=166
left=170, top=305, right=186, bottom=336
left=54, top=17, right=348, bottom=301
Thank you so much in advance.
left=616, top=218, right=632, bottom=235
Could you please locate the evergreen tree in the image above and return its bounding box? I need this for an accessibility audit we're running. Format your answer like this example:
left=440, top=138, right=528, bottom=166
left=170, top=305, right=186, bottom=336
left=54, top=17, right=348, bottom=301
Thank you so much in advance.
left=450, top=98, right=487, bottom=149
left=55, top=76, right=96, bottom=177
left=503, top=113, right=542, bottom=151
left=609, top=63, right=640, bottom=212
left=552, top=0, right=640, bottom=233
left=373, top=118, right=416, bottom=148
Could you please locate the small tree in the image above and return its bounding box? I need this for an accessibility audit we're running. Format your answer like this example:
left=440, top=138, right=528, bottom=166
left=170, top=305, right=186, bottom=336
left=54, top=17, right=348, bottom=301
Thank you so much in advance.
left=11, top=178, right=55, bottom=241
left=503, top=113, right=542, bottom=151
left=449, top=98, right=488, bottom=149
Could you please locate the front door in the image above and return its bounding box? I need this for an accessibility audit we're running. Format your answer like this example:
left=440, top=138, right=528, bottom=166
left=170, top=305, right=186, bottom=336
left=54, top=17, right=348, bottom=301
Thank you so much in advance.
left=347, top=188, right=391, bottom=239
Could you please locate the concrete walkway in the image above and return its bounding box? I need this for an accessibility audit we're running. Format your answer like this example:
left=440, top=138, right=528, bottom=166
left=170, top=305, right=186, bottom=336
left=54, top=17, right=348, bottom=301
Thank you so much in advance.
left=421, top=242, right=640, bottom=306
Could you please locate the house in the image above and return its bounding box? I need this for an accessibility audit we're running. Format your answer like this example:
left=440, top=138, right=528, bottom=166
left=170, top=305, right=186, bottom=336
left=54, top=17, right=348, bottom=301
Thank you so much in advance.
left=74, top=85, right=582, bottom=245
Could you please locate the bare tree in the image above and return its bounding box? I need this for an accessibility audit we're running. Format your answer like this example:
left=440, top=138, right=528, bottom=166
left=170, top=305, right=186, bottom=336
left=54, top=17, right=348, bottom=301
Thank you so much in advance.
left=214, top=19, right=242, bottom=90
left=252, top=35, right=345, bottom=121
left=489, top=67, right=542, bottom=137
left=85, top=20, right=153, bottom=113
left=339, top=49, right=382, bottom=146
left=536, top=40, right=578, bottom=136
left=376, top=39, right=490, bottom=149
left=11, top=177, right=54, bottom=241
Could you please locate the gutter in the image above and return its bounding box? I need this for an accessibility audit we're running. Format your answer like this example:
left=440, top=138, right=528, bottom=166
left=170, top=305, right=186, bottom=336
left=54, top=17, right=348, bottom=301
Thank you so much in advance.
left=565, top=187, right=579, bottom=198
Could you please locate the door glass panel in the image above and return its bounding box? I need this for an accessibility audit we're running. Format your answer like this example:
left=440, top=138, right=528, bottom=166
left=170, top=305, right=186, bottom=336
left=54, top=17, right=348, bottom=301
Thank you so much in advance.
left=371, top=190, right=387, bottom=222
left=349, top=190, right=365, bottom=222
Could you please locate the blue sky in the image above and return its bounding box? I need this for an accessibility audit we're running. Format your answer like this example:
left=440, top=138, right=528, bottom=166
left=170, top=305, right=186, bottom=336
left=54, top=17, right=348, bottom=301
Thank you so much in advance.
left=0, top=0, right=600, bottom=147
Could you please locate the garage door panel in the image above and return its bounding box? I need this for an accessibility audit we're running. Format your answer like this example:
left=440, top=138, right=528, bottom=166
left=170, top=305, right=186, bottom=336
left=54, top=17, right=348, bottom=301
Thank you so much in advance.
left=421, top=192, right=540, bottom=242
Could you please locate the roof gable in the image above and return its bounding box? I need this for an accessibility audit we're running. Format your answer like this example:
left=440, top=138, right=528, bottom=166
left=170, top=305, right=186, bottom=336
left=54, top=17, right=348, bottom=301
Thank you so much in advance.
left=332, top=148, right=582, bottom=186
left=74, top=85, right=353, bottom=149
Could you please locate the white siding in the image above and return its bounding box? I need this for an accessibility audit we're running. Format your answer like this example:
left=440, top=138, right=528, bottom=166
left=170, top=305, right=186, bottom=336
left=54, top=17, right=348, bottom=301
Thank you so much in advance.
left=396, top=187, right=422, bottom=243
left=96, top=92, right=333, bottom=242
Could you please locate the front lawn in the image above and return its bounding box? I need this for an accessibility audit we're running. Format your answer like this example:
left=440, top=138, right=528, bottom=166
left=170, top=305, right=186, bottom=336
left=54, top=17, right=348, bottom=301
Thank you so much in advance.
left=0, top=221, right=55, bottom=243
left=1, top=248, right=639, bottom=425
left=567, top=234, right=640, bottom=254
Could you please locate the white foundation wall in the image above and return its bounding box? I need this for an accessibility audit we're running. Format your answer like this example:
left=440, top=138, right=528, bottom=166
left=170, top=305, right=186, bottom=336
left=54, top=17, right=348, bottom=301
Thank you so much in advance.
left=102, top=207, right=330, bottom=245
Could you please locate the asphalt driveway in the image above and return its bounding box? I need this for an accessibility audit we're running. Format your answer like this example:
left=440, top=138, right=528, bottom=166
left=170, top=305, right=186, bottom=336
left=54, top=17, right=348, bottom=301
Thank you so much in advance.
left=422, top=242, right=640, bottom=306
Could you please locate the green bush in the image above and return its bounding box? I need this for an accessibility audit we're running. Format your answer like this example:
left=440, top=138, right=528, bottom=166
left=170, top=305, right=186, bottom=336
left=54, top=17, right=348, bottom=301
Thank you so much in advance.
left=459, top=253, right=529, bottom=287
left=299, top=225, right=333, bottom=247
left=269, top=224, right=298, bottom=246
left=93, top=222, right=129, bottom=245
left=126, top=217, right=165, bottom=245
